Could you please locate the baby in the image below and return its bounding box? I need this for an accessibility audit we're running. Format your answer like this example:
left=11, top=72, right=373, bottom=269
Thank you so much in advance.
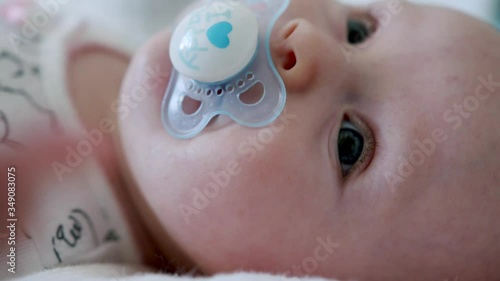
left=1, top=0, right=500, bottom=281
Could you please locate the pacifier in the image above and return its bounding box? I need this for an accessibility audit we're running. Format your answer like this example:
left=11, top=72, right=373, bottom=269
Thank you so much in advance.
left=162, top=0, right=290, bottom=139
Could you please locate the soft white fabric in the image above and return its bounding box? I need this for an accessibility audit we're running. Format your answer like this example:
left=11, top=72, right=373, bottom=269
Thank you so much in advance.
left=0, top=10, right=141, bottom=281
left=11, top=264, right=335, bottom=281
left=62, top=0, right=497, bottom=40
left=63, top=0, right=195, bottom=44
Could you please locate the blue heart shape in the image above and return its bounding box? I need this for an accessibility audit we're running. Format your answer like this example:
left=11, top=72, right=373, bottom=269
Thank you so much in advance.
left=206, top=21, right=233, bottom=49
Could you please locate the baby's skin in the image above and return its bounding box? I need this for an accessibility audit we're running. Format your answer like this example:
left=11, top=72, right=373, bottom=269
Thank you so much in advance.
left=3, top=0, right=499, bottom=281
left=119, top=1, right=500, bottom=280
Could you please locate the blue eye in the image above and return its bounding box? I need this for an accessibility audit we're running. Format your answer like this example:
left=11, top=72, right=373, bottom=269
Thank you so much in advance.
left=347, top=19, right=371, bottom=44
left=338, top=121, right=365, bottom=176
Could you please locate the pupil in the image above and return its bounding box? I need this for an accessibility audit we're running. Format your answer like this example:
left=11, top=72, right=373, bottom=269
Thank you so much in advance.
left=348, top=20, right=369, bottom=44
left=338, top=129, right=364, bottom=165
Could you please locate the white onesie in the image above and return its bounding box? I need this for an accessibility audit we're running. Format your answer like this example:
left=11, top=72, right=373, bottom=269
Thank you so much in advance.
left=0, top=1, right=144, bottom=279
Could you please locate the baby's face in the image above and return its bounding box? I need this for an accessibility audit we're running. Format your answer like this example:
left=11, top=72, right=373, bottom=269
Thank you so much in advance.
left=119, top=1, right=500, bottom=280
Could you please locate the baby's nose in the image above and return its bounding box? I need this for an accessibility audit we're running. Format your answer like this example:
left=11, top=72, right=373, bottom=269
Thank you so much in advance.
left=272, top=18, right=347, bottom=93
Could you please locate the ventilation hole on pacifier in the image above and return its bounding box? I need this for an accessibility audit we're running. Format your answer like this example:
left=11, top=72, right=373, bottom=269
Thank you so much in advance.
left=237, top=80, right=245, bottom=88
left=182, top=96, right=202, bottom=115
left=246, top=72, right=255, bottom=81
left=283, top=51, right=297, bottom=71
left=187, top=81, right=194, bottom=91
left=226, top=84, right=235, bottom=93
left=196, top=88, right=203, bottom=95
left=239, top=82, right=264, bottom=105
left=216, top=88, right=224, bottom=96
left=206, top=89, right=213, bottom=96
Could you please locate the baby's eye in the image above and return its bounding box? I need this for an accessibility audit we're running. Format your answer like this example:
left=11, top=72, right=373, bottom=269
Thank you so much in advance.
left=337, top=116, right=375, bottom=177
left=347, top=19, right=371, bottom=44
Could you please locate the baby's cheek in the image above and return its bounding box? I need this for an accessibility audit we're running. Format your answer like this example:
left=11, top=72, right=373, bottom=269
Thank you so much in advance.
left=171, top=148, right=283, bottom=229
left=165, top=161, right=292, bottom=270
left=158, top=138, right=328, bottom=272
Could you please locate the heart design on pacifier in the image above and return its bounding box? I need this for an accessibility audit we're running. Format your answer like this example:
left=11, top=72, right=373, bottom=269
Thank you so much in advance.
left=206, top=21, right=233, bottom=49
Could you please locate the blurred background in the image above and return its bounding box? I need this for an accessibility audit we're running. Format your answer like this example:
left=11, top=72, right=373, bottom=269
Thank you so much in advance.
left=66, top=0, right=499, bottom=41
left=0, top=0, right=498, bottom=47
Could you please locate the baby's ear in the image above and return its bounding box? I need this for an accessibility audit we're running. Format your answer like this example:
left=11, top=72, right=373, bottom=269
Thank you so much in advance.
left=68, top=45, right=130, bottom=132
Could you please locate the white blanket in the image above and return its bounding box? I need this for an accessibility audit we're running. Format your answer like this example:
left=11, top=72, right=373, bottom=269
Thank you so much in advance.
left=63, top=0, right=496, bottom=47
left=11, top=264, right=336, bottom=281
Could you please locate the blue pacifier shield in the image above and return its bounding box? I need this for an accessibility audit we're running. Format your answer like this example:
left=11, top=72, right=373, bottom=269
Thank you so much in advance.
left=162, top=0, right=290, bottom=139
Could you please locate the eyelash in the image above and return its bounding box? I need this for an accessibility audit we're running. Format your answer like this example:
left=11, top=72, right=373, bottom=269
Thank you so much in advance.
left=347, top=12, right=379, bottom=45
left=340, top=115, right=376, bottom=177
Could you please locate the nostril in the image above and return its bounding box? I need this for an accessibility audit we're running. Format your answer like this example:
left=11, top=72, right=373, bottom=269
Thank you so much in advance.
left=283, top=50, right=296, bottom=71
